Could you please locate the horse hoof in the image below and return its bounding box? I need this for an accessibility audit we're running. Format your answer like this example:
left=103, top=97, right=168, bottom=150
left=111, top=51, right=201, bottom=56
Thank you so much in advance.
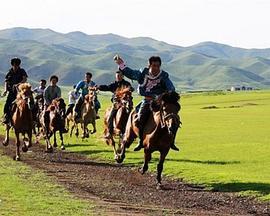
left=91, top=130, right=96, bottom=134
left=45, top=147, right=53, bottom=153
left=61, top=145, right=65, bottom=150
left=138, top=168, right=145, bottom=175
left=13, top=156, right=20, bottom=161
left=22, top=146, right=28, bottom=152
left=2, top=140, right=9, bottom=146
left=156, top=183, right=162, bottom=190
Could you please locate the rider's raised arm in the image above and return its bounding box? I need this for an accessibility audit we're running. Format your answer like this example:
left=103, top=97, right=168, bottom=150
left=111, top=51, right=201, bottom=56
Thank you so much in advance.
left=120, top=67, right=143, bottom=82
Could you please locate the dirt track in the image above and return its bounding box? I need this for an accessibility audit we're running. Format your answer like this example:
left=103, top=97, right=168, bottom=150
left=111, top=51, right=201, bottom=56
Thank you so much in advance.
left=1, top=137, right=269, bottom=215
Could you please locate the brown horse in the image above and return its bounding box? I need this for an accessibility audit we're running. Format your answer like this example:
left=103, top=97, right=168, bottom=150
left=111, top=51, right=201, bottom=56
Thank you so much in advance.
left=2, top=83, right=34, bottom=160
left=104, top=87, right=133, bottom=159
left=116, top=91, right=181, bottom=188
left=67, top=88, right=97, bottom=139
left=40, top=98, right=66, bottom=152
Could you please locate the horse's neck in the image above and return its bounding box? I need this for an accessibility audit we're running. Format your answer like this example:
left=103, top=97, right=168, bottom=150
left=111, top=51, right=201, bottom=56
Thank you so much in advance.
left=82, top=102, right=94, bottom=114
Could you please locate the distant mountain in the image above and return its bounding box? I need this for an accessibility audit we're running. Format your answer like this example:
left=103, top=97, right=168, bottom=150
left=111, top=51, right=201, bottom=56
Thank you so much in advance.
left=0, top=27, right=270, bottom=90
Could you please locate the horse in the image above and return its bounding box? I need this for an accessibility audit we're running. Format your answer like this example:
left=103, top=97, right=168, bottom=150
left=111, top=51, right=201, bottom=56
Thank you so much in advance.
left=40, top=98, right=66, bottom=153
left=116, top=91, right=181, bottom=188
left=103, top=87, right=133, bottom=159
left=2, top=83, right=34, bottom=161
left=32, top=94, right=44, bottom=142
left=67, top=88, right=97, bottom=139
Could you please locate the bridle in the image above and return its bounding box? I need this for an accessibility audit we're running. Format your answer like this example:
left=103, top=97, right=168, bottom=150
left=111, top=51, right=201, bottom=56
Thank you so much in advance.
left=159, top=103, right=181, bottom=132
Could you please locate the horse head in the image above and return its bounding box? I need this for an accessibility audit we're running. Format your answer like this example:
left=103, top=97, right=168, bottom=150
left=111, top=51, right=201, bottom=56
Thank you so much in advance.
left=50, top=98, right=66, bottom=119
left=84, top=94, right=95, bottom=110
left=16, top=83, right=33, bottom=110
left=152, top=91, right=181, bottom=136
left=115, top=87, right=133, bottom=112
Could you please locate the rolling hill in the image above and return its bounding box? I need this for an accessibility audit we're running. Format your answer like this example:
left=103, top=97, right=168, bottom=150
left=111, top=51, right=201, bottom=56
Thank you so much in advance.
left=0, top=27, right=270, bottom=90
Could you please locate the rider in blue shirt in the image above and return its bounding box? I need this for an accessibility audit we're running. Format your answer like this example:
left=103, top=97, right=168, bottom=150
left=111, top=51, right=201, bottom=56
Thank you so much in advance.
left=115, top=55, right=179, bottom=152
left=74, top=72, right=100, bottom=120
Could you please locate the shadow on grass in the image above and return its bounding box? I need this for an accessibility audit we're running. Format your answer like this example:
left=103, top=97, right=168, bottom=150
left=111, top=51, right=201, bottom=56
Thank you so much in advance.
left=66, top=143, right=93, bottom=148
left=210, top=182, right=270, bottom=196
left=170, top=158, right=241, bottom=165
left=127, top=157, right=241, bottom=165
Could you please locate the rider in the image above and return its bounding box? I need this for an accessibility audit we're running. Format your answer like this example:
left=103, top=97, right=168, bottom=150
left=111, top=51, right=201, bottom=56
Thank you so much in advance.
left=32, top=79, right=47, bottom=122
left=66, top=84, right=80, bottom=117
left=43, top=75, right=67, bottom=133
left=43, top=75, right=61, bottom=108
left=97, top=70, right=133, bottom=138
left=2, top=57, right=28, bottom=124
left=74, top=72, right=100, bottom=120
left=33, top=79, right=46, bottom=105
left=115, top=55, right=179, bottom=152
left=33, top=79, right=47, bottom=98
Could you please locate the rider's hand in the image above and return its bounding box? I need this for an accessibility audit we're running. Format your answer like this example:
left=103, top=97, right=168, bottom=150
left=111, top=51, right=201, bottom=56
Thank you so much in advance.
left=114, top=55, right=124, bottom=65
left=2, top=91, right=7, bottom=97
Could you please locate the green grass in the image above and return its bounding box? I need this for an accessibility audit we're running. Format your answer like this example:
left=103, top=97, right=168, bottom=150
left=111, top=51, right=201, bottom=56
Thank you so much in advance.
left=0, top=154, right=94, bottom=215
left=0, top=90, right=269, bottom=204
left=60, top=90, right=270, bottom=201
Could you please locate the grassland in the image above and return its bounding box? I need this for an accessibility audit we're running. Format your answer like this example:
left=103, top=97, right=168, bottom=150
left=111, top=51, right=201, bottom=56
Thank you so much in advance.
left=0, top=89, right=269, bottom=209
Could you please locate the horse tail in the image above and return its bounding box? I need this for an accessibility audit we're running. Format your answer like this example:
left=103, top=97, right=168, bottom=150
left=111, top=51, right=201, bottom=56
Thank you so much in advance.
left=123, top=110, right=137, bottom=149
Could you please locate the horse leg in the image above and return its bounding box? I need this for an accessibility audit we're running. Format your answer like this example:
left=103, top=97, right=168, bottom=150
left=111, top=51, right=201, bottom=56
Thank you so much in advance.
left=75, top=124, right=79, bottom=138
left=21, top=133, right=29, bottom=153
left=70, top=122, right=75, bottom=137
left=53, top=132, right=57, bottom=147
left=139, top=150, right=151, bottom=175
left=91, top=121, right=96, bottom=134
left=44, top=129, right=53, bottom=153
left=111, top=139, right=119, bottom=160
left=60, top=131, right=65, bottom=150
left=3, top=124, right=10, bottom=146
left=81, top=123, right=86, bottom=139
left=14, top=131, right=21, bottom=161
left=27, top=130, right=32, bottom=148
left=156, top=151, right=169, bottom=189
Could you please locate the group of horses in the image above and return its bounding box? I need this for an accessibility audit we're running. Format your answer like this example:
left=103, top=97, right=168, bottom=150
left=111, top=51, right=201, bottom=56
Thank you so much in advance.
left=2, top=83, right=181, bottom=187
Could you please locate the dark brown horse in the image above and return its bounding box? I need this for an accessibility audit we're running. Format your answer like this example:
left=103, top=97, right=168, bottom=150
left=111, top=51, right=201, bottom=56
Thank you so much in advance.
left=116, top=91, right=181, bottom=188
left=104, top=87, right=133, bottom=159
left=40, top=98, right=66, bottom=153
left=2, top=83, right=34, bottom=160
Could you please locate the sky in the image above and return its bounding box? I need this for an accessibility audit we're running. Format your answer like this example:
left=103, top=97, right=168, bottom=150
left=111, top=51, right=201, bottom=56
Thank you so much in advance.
left=0, top=0, right=270, bottom=48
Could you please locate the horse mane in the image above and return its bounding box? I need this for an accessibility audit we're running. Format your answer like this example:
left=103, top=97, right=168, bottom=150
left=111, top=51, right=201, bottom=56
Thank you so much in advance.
left=150, top=91, right=181, bottom=112
left=160, top=91, right=180, bottom=104
left=16, top=83, right=32, bottom=100
left=115, top=87, right=132, bottom=98
left=18, top=83, right=32, bottom=92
